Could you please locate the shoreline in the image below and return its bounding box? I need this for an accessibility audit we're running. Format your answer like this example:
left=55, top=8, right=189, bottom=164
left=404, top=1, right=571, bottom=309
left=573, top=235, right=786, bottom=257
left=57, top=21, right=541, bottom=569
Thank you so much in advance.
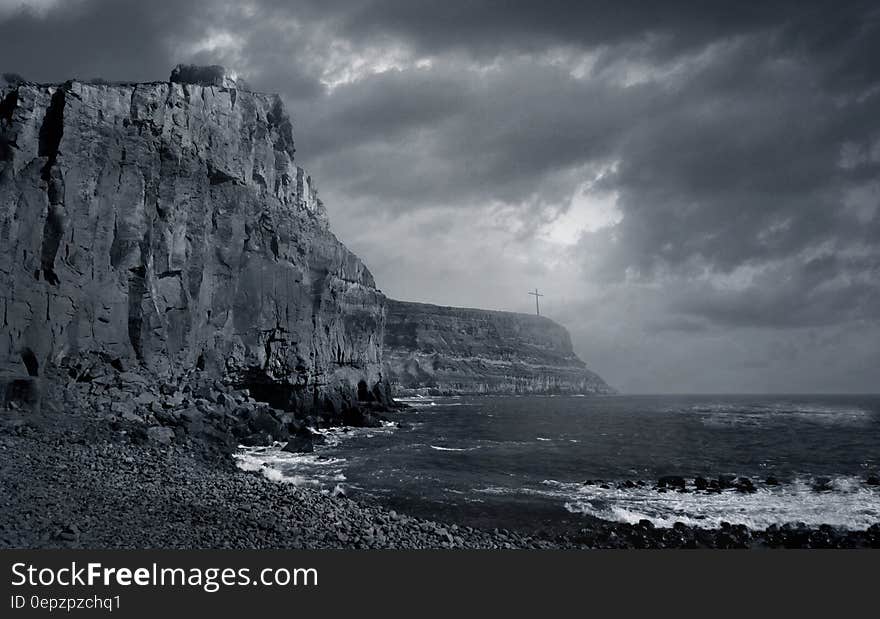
left=1, top=376, right=878, bottom=549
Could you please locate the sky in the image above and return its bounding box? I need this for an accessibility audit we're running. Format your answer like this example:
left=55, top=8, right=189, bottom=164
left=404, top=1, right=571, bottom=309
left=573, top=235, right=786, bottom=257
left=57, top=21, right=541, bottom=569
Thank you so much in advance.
left=2, top=0, right=879, bottom=393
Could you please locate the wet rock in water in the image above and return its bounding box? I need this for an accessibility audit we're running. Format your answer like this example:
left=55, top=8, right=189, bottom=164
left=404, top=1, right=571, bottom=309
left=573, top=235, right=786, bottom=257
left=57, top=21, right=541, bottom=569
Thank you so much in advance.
left=331, top=485, right=346, bottom=498
left=693, top=476, right=709, bottom=490
left=282, top=430, right=314, bottom=453
left=717, top=475, right=735, bottom=489
left=866, top=475, right=879, bottom=486
left=342, top=406, right=383, bottom=428
left=734, top=477, right=756, bottom=493
left=657, top=475, right=686, bottom=489
left=765, top=476, right=780, bottom=486
left=812, top=477, right=833, bottom=492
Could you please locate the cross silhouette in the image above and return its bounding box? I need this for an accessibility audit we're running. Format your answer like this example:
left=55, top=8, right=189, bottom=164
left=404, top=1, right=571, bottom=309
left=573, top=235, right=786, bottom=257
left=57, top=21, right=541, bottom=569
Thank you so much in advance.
left=528, top=288, right=544, bottom=316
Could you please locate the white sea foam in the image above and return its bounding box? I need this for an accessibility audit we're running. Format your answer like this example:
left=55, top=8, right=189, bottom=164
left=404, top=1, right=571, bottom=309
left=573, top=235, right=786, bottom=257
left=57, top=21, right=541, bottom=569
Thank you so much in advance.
left=430, top=445, right=479, bottom=452
left=234, top=452, right=323, bottom=486
left=311, top=421, right=399, bottom=446
left=395, top=395, right=439, bottom=407
left=537, top=477, right=880, bottom=530
left=235, top=420, right=400, bottom=488
left=235, top=444, right=348, bottom=487
left=474, top=486, right=516, bottom=496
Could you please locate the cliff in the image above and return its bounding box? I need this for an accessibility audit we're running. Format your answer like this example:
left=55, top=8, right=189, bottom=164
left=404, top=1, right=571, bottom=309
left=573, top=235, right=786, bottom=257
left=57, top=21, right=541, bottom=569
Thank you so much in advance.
left=383, top=300, right=614, bottom=395
left=0, top=67, right=388, bottom=413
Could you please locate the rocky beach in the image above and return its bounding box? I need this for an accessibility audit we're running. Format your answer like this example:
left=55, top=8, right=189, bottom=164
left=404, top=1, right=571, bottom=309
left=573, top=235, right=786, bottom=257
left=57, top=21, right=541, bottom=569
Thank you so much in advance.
left=2, top=369, right=878, bottom=549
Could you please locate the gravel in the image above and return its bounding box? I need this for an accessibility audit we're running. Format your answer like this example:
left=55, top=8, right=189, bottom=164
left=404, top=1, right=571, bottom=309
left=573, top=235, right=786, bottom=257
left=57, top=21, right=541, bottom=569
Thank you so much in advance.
left=1, top=374, right=877, bottom=550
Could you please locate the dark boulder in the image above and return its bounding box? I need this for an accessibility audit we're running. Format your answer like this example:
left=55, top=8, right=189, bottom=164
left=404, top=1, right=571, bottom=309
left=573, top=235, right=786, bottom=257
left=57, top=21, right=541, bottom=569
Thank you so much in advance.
left=734, top=477, right=756, bottom=493
left=717, top=475, right=735, bottom=489
left=282, top=427, right=318, bottom=453
left=249, top=407, right=284, bottom=438
left=356, top=380, right=375, bottom=402
left=240, top=432, right=272, bottom=447
left=1, top=378, right=42, bottom=413
left=342, top=406, right=383, bottom=428
left=657, top=475, right=686, bottom=489
left=812, top=477, right=833, bottom=492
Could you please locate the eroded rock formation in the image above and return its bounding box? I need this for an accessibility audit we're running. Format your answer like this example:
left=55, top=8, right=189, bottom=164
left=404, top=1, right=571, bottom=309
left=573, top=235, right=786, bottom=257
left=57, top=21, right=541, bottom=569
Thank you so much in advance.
left=383, top=300, right=614, bottom=395
left=0, top=67, right=388, bottom=412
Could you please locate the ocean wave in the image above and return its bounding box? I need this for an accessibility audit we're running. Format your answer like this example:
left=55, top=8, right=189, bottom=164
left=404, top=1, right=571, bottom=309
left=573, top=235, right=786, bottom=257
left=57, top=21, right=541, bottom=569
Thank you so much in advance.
left=430, top=445, right=479, bottom=452
left=395, top=397, right=439, bottom=408
left=473, top=485, right=517, bottom=496
left=234, top=444, right=349, bottom=488
left=540, top=477, right=880, bottom=530
left=234, top=453, right=323, bottom=486
left=311, top=422, right=399, bottom=446
left=682, top=401, right=875, bottom=428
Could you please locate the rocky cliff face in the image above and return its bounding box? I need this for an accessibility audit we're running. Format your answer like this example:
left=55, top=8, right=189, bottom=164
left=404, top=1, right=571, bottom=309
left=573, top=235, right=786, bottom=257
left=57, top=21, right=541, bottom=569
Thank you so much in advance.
left=383, top=300, right=614, bottom=395
left=0, top=68, right=387, bottom=413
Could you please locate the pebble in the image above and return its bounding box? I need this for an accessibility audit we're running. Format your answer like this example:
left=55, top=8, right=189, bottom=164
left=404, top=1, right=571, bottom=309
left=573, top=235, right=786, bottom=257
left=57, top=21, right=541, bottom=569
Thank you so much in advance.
left=1, top=375, right=878, bottom=550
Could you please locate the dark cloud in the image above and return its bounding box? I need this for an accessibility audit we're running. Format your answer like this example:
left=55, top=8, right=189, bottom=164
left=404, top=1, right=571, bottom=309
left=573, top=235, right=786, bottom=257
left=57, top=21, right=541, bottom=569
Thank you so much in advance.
left=2, top=0, right=879, bottom=391
left=0, top=0, right=198, bottom=82
left=330, top=1, right=820, bottom=58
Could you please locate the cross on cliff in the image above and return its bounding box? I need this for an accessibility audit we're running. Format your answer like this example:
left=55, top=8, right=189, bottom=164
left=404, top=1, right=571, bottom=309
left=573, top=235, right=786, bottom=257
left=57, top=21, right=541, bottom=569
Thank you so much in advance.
left=528, top=288, right=544, bottom=316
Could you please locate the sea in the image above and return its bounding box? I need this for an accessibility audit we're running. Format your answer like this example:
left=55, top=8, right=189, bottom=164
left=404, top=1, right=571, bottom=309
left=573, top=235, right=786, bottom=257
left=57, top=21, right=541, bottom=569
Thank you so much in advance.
left=235, top=394, right=880, bottom=533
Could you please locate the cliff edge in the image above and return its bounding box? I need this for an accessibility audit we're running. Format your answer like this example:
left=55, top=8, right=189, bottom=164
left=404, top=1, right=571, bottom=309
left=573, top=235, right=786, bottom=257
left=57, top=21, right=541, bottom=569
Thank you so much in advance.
left=383, top=300, right=614, bottom=395
left=0, top=67, right=388, bottom=414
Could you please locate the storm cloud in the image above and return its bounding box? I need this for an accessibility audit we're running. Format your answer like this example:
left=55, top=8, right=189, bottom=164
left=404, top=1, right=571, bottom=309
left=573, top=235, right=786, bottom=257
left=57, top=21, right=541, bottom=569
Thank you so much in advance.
left=2, top=0, right=878, bottom=392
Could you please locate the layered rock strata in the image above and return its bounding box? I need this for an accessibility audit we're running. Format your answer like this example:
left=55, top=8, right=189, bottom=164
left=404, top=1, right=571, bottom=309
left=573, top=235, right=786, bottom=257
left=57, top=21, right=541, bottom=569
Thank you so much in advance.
left=383, top=300, right=614, bottom=395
